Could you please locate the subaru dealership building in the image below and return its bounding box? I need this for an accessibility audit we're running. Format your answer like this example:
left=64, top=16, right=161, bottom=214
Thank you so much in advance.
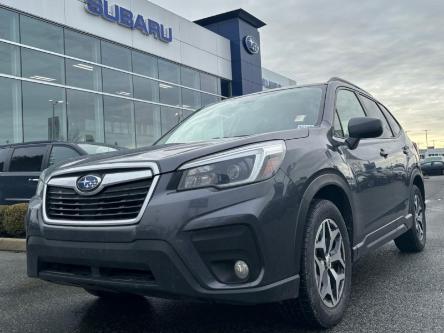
left=0, top=0, right=295, bottom=148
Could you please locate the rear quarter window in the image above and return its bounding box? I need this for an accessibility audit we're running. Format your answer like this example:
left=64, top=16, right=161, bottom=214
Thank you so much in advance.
left=378, top=104, right=401, bottom=136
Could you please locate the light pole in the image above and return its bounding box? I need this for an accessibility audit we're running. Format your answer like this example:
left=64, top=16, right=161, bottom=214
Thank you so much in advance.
left=405, top=130, right=431, bottom=149
left=49, top=99, right=64, bottom=141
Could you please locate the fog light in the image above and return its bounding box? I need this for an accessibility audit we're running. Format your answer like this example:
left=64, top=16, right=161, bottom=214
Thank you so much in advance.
left=234, top=260, right=249, bottom=280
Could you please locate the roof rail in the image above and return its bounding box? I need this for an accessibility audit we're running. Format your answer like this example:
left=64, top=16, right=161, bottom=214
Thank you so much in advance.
left=328, top=77, right=370, bottom=95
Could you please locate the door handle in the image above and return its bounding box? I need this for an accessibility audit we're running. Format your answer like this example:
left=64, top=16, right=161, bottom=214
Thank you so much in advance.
left=380, top=149, right=389, bottom=158
left=28, top=178, right=39, bottom=182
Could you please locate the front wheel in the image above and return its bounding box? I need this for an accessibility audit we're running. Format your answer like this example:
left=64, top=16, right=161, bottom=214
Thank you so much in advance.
left=394, top=185, right=426, bottom=252
left=280, top=200, right=352, bottom=328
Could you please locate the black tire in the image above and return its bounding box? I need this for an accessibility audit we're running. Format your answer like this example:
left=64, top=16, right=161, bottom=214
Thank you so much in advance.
left=280, top=199, right=352, bottom=328
left=84, top=288, right=145, bottom=300
left=394, top=185, right=426, bottom=252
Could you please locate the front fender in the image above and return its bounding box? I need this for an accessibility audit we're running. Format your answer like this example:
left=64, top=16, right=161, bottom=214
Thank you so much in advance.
left=292, top=171, right=356, bottom=273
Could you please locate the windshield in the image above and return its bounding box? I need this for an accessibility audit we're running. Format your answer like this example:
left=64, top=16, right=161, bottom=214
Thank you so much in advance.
left=78, top=144, right=118, bottom=155
left=159, top=86, right=324, bottom=144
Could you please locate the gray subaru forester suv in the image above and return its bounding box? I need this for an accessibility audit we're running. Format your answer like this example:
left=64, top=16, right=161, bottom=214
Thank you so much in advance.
left=26, top=78, right=426, bottom=328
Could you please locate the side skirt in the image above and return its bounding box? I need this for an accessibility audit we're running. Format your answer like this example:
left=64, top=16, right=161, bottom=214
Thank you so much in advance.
left=352, top=213, right=413, bottom=261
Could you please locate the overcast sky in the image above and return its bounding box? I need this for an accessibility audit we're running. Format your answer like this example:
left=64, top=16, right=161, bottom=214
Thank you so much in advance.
left=151, top=0, right=444, bottom=148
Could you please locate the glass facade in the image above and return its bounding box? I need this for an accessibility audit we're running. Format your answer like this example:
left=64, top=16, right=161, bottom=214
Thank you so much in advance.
left=0, top=7, right=226, bottom=148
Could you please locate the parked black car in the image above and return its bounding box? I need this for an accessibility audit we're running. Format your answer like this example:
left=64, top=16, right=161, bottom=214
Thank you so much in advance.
left=421, top=160, right=444, bottom=176
left=26, top=78, right=426, bottom=328
left=0, top=142, right=119, bottom=205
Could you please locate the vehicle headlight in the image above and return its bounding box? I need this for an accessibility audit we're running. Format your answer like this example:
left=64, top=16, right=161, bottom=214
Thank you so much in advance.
left=35, top=170, right=47, bottom=197
left=178, top=141, right=286, bottom=190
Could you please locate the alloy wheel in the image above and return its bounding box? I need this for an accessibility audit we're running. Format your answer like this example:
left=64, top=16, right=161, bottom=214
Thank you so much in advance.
left=314, top=219, right=346, bottom=308
left=414, top=194, right=424, bottom=241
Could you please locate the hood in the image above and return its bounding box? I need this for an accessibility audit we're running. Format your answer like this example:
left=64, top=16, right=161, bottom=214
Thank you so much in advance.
left=48, top=128, right=309, bottom=177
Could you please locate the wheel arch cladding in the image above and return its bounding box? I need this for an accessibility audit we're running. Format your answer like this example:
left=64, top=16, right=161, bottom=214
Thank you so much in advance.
left=313, top=185, right=353, bottom=245
left=413, top=174, right=425, bottom=202
left=293, top=172, right=355, bottom=273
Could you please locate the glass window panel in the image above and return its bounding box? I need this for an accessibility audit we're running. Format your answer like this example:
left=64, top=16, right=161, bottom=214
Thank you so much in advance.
left=161, top=106, right=181, bottom=135
left=158, top=59, right=180, bottom=84
left=135, top=102, right=161, bottom=147
left=182, top=88, right=201, bottom=110
left=101, top=41, right=131, bottom=71
left=181, top=67, right=200, bottom=89
left=67, top=90, right=104, bottom=143
left=22, top=48, right=65, bottom=84
left=49, top=146, right=81, bottom=166
left=335, top=90, right=366, bottom=137
left=102, top=68, right=132, bottom=97
left=20, top=15, right=64, bottom=53
left=333, top=110, right=344, bottom=137
left=379, top=104, right=401, bottom=136
left=200, top=73, right=219, bottom=94
left=0, top=8, right=19, bottom=42
left=9, top=146, right=47, bottom=172
left=0, top=148, right=9, bottom=171
left=159, top=83, right=181, bottom=107
left=221, top=79, right=231, bottom=98
left=132, top=51, right=158, bottom=78
left=65, top=29, right=101, bottom=63
left=0, top=42, right=20, bottom=76
left=66, top=59, right=101, bottom=91
left=182, top=109, right=194, bottom=120
left=0, top=77, right=22, bottom=145
left=360, top=96, right=393, bottom=138
left=22, top=82, right=66, bottom=142
left=133, top=76, right=159, bottom=102
left=104, top=96, right=135, bottom=148
left=161, top=87, right=323, bottom=144
left=77, top=144, right=117, bottom=154
left=201, top=93, right=220, bottom=107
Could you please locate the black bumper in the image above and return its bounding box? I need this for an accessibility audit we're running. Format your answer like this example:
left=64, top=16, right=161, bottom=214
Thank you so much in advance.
left=27, top=236, right=299, bottom=304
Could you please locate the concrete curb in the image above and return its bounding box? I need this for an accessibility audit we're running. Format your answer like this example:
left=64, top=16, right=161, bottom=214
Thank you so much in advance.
left=0, top=238, right=26, bottom=252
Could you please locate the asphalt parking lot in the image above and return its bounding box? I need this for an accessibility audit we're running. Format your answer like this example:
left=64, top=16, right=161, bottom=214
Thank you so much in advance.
left=1, top=177, right=444, bottom=333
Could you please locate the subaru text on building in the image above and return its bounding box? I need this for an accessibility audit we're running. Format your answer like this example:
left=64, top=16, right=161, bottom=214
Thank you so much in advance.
left=26, top=78, right=426, bottom=328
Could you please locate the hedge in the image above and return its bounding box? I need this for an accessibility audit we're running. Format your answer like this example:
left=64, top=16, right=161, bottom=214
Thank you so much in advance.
left=1, top=203, right=28, bottom=238
left=0, top=205, right=7, bottom=234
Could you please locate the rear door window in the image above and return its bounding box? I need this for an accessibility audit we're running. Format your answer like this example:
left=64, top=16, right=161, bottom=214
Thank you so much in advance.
left=49, top=146, right=81, bottom=166
left=334, top=90, right=366, bottom=137
left=9, top=146, right=47, bottom=172
left=359, top=96, right=393, bottom=138
left=379, top=104, right=401, bottom=136
left=0, top=148, right=9, bottom=172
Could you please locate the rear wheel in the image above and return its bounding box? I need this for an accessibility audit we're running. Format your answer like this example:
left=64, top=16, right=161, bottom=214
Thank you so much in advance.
left=394, top=185, right=426, bottom=252
left=281, top=200, right=352, bottom=328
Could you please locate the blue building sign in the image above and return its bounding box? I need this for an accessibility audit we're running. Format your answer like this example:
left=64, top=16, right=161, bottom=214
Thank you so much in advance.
left=85, top=0, right=173, bottom=43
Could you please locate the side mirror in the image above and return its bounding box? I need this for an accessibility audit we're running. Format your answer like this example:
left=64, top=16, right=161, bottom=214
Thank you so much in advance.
left=346, top=117, right=383, bottom=149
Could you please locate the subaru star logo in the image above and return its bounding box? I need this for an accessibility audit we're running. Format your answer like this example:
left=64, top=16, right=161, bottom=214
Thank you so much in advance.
left=76, top=175, right=102, bottom=192
left=243, top=35, right=260, bottom=54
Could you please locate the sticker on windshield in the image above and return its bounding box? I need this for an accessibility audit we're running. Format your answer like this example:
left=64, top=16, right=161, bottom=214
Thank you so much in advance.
left=294, top=115, right=306, bottom=122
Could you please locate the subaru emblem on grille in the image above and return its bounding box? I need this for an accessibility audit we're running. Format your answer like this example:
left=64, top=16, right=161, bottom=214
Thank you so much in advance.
left=76, top=175, right=102, bottom=192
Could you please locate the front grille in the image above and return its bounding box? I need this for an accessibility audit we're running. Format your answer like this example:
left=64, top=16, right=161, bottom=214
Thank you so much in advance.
left=46, top=179, right=152, bottom=221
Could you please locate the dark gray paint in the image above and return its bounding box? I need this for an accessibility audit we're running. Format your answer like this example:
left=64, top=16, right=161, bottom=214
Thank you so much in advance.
left=26, top=79, right=423, bottom=304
